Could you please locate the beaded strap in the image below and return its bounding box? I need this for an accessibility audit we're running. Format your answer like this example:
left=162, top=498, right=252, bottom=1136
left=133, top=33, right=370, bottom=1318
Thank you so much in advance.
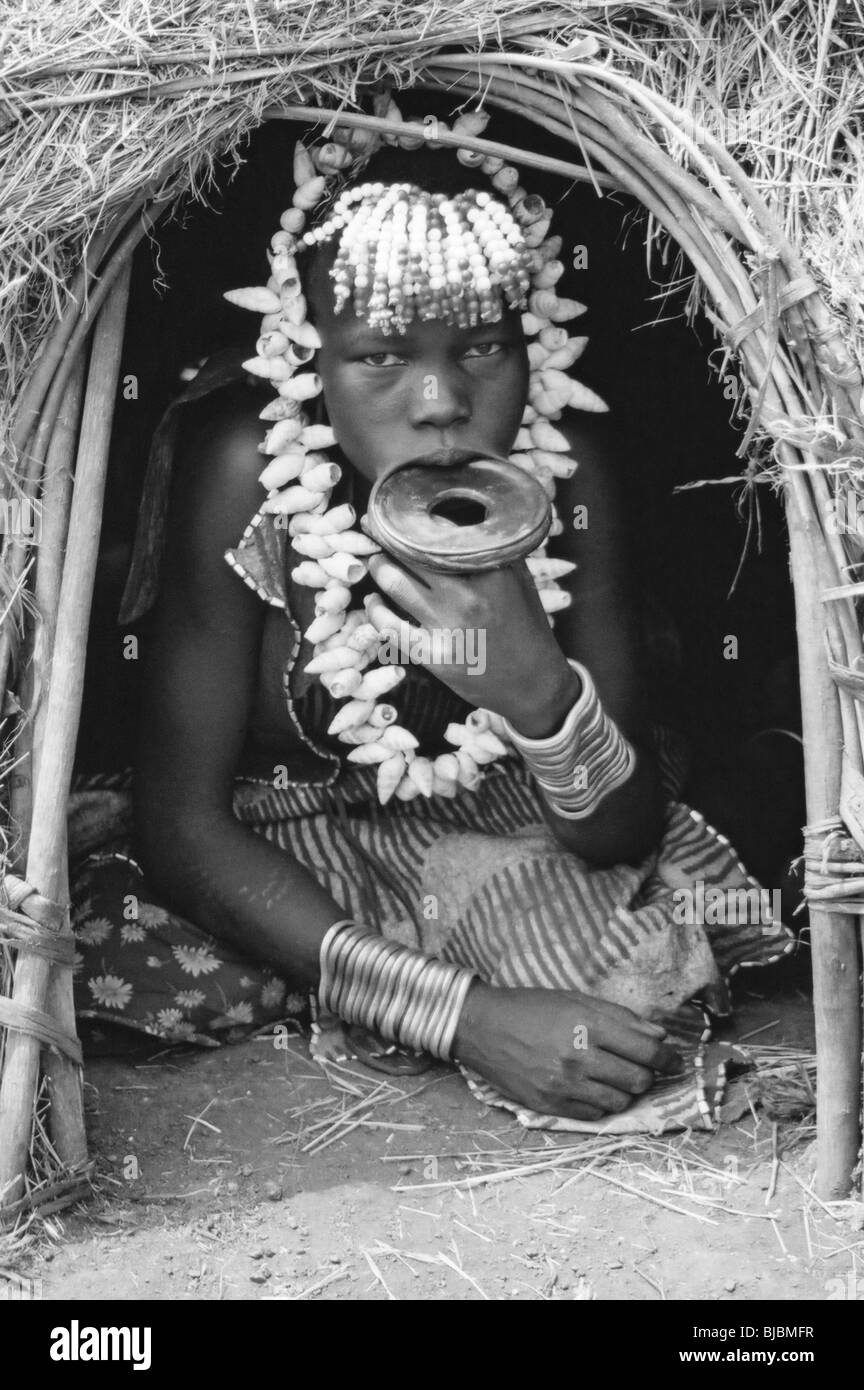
left=504, top=659, right=636, bottom=819
left=319, top=919, right=477, bottom=1061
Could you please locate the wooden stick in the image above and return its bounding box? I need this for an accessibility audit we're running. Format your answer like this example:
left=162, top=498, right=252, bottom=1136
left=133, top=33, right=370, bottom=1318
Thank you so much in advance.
left=784, top=461, right=862, bottom=1199
left=0, top=211, right=150, bottom=707
left=6, top=358, right=86, bottom=872
left=33, top=358, right=88, bottom=1165
left=0, top=261, right=132, bottom=1206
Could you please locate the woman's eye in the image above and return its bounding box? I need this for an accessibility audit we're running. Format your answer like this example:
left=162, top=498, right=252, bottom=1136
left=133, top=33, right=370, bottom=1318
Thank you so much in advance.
left=362, top=352, right=405, bottom=367
left=463, top=342, right=504, bottom=359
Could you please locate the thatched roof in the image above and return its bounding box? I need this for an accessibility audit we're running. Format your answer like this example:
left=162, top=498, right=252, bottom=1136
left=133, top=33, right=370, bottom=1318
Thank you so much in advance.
left=2, top=0, right=863, bottom=428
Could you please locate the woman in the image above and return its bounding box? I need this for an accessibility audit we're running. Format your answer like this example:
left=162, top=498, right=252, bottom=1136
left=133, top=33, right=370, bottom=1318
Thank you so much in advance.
left=71, top=123, right=789, bottom=1129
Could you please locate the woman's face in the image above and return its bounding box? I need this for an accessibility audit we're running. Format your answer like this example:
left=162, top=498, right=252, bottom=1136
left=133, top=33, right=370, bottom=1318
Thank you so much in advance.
left=307, top=249, right=530, bottom=483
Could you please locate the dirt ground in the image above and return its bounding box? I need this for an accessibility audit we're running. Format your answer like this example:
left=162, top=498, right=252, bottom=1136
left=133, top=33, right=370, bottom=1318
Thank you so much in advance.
left=12, top=956, right=864, bottom=1303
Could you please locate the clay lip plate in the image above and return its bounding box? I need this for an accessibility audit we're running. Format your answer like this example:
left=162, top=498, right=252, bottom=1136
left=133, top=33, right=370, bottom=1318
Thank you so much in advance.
left=366, top=452, right=552, bottom=572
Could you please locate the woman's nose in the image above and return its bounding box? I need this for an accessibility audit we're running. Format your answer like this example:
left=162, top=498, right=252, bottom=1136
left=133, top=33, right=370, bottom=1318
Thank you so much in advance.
left=407, top=367, right=471, bottom=430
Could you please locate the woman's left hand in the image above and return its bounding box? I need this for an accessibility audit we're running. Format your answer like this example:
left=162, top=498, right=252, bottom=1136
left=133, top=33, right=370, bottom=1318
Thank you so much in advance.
left=365, top=551, right=579, bottom=737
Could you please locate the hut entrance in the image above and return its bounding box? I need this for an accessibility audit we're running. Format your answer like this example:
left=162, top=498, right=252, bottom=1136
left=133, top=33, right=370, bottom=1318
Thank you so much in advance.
left=1, top=60, right=861, bottom=1222
left=77, top=111, right=806, bottom=920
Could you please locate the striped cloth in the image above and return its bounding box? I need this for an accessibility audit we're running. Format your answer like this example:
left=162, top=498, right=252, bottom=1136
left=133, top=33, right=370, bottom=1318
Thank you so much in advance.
left=228, top=749, right=793, bottom=1134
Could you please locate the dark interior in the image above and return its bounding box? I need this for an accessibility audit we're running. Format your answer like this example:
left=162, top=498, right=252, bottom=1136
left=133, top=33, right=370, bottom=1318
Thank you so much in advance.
left=75, top=94, right=806, bottom=932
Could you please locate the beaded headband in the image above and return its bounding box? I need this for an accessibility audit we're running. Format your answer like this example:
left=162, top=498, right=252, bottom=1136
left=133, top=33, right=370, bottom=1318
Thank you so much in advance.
left=300, top=183, right=533, bottom=333
left=222, top=106, right=609, bottom=807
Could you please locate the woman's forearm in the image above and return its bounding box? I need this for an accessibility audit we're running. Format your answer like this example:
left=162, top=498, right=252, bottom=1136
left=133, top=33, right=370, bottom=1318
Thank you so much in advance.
left=135, top=807, right=349, bottom=987
left=533, top=741, right=665, bottom=865
left=505, top=662, right=666, bottom=866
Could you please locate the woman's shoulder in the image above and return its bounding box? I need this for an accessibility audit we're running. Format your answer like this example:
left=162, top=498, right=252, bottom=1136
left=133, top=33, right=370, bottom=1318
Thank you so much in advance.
left=169, top=371, right=270, bottom=541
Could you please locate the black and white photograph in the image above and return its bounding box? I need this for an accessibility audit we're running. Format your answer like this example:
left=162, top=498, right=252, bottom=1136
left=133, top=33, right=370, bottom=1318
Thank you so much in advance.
left=0, top=0, right=862, bottom=1341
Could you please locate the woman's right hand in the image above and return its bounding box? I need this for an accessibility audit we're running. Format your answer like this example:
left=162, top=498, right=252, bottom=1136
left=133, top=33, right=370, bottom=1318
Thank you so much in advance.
left=452, top=981, right=683, bottom=1120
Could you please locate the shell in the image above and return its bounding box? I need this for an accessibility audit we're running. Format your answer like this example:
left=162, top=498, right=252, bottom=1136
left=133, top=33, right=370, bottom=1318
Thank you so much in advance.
left=513, top=194, right=548, bottom=227
left=377, top=753, right=407, bottom=805
left=538, top=235, right=563, bottom=263
left=491, top=165, right=519, bottom=192
left=306, top=647, right=363, bottom=675
left=327, top=700, right=376, bottom=736
left=271, top=252, right=301, bottom=293
left=313, top=142, right=353, bottom=172
left=443, top=722, right=471, bottom=748
left=291, top=560, right=330, bottom=589
left=568, top=380, right=610, bottom=413
left=289, top=503, right=355, bottom=536
left=523, top=215, right=553, bottom=248
left=347, top=743, right=393, bottom=765
left=526, top=343, right=549, bottom=371
left=431, top=772, right=459, bottom=799
left=327, top=530, right=380, bottom=557
left=256, top=330, right=290, bottom=358
left=263, top=417, right=304, bottom=453
left=318, top=552, right=367, bottom=585
left=529, top=387, right=569, bottom=418
left=549, top=297, right=588, bottom=324
left=314, top=582, right=351, bottom=613
left=529, top=290, right=562, bottom=320
left=465, top=709, right=490, bottom=733
left=462, top=739, right=497, bottom=766
left=270, top=230, right=297, bottom=255
left=258, top=398, right=299, bottom=423
left=262, top=484, right=322, bottom=515
left=526, top=556, right=577, bottom=583
left=395, top=776, right=423, bottom=801
left=539, top=587, right=572, bottom=613
left=545, top=337, right=589, bottom=371
left=521, top=313, right=549, bottom=337
left=293, top=142, right=317, bottom=186
left=302, top=612, right=343, bottom=645
left=293, top=176, right=327, bottom=211
left=531, top=449, right=577, bottom=479
left=294, top=533, right=335, bottom=559
left=259, top=452, right=305, bottom=490
left=406, top=756, right=434, bottom=796
left=456, top=148, right=485, bottom=167
left=533, top=259, right=565, bottom=289
left=480, top=154, right=504, bottom=175
left=355, top=666, right=405, bottom=700
left=538, top=326, right=569, bottom=351
left=472, top=730, right=509, bottom=758
left=326, top=668, right=363, bottom=700
left=433, top=753, right=460, bottom=783
left=346, top=622, right=381, bottom=652
left=286, top=342, right=316, bottom=367
left=378, top=726, right=419, bottom=753
left=281, top=294, right=309, bottom=327
left=283, top=320, right=322, bottom=350
left=224, top=286, right=281, bottom=315
left=279, top=208, right=306, bottom=234
left=530, top=420, right=571, bottom=452
left=455, top=749, right=483, bottom=789
left=277, top=372, right=322, bottom=401
left=316, top=611, right=365, bottom=649
left=377, top=96, right=404, bottom=145
left=339, top=724, right=385, bottom=745
left=514, top=427, right=535, bottom=450
left=368, top=704, right=397, bottom=728
left=453, top=110, right=489, bottom=138
left=242, top=355, right=294, bottom=382
left=299, top=424, right=337, bottom=450
left=301, top=462, right=342, bottom=493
